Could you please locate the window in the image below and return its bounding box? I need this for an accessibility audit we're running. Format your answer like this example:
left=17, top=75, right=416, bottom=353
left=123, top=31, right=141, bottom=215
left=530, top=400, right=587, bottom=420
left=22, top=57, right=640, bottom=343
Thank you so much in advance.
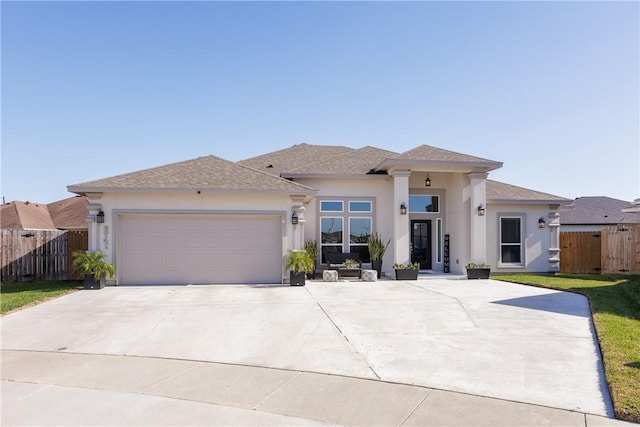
left=500, top=216, right=523, bottom=265
left=349, top=217, right=371, bottom=261
left=321, top=217, right=343, bottom=262
left=349, top=201, right=372, bottom=213
left=318, top=198, right=374, bottom=263
left=320, top=201, right=343, bottom=212
left=409, top=195, right=439, bottom=213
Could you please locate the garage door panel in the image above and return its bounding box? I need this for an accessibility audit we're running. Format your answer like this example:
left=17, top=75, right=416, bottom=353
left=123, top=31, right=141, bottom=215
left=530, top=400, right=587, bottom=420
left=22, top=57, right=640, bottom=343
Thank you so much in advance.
left=118, top=214, right=282, bottom=285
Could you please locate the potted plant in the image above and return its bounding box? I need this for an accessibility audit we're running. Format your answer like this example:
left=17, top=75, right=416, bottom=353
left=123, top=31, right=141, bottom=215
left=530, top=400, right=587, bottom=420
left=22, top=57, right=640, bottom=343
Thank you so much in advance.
left=393, top=262, right=420, bottom=280
left=286, top=250, right=314, bottom=286
left=368, top=232, right=390, bottom=279
left=465, top=263, right=491, bottom=279
left=303, top=239, right=320, bottom=279
left=71, top=250, right=116, bottom=290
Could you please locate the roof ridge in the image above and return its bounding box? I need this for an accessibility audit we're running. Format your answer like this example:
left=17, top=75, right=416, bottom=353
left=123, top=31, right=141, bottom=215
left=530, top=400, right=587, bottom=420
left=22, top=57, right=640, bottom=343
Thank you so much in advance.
left=403, top=144, right=497, bottom=162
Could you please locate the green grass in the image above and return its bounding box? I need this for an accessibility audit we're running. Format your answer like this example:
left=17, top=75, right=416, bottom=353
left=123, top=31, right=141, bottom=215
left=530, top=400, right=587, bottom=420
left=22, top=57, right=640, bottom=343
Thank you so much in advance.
left=496, top=274, right=640, bottom=423
left=1, top=280, right=81, bottom=315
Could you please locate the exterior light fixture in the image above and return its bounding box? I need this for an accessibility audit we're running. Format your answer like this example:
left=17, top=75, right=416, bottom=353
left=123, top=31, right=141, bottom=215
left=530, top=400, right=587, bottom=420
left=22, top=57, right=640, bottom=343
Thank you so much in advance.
left=425, top=174, right=431, bottom=187
left=96, top=210, right=105, bottom=223
left=538, top=217, right=546, bottom=228
left=477, top=204, right=485, bottom=216
left=400, top=203, right=407, bottom=215
left=291, top=211, right=299, bottom=225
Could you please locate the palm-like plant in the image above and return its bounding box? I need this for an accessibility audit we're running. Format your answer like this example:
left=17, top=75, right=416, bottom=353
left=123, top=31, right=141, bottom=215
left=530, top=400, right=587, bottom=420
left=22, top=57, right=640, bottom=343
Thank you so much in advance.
left=71, top=251, right=115, bottom=281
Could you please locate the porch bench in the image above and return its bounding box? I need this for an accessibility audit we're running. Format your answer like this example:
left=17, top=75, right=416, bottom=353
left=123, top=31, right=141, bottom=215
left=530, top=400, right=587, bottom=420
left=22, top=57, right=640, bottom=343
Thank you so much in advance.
left=324, top=253, right=362, bottom=279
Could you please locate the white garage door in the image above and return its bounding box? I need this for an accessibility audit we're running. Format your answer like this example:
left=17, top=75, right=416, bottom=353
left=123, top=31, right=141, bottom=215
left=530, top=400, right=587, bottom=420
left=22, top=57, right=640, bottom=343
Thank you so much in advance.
left=118, top=214, right=283, bottom=285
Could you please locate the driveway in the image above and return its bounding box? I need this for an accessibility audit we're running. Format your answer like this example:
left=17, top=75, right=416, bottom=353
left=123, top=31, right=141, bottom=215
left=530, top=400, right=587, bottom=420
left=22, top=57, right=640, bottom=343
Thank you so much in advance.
left=1, top=279, right=614, bottom=424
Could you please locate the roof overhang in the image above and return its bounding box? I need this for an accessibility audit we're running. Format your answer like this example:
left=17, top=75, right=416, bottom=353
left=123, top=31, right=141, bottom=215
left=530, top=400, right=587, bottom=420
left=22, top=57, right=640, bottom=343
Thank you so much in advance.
left=67, top=186, right=318, bottom=198
left=373, top=159, right=503, bottom=174
left=488, top=199, right=571, bottom=206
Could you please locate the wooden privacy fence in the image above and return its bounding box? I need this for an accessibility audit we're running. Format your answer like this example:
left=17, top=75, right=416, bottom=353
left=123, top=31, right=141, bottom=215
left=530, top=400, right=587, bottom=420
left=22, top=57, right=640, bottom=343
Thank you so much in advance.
left=1, top=229, right=88, bottom=282
left=560, top=224, right=640, bottom=275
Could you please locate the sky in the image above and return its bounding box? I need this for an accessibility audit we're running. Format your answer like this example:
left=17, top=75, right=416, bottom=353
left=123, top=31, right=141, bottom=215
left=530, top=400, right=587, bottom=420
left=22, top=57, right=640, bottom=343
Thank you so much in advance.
left=2, top=1, right=638, bottom=204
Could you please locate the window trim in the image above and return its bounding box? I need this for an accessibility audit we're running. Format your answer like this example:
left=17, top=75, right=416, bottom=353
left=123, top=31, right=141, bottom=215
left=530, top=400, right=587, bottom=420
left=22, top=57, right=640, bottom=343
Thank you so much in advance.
left=348, top=216, right=372, bottom=253
left=320, top=200, right=344, bottom=213
left=348, top=201, right=372, bottom=213
left=498, top=215, right=525, bottom=267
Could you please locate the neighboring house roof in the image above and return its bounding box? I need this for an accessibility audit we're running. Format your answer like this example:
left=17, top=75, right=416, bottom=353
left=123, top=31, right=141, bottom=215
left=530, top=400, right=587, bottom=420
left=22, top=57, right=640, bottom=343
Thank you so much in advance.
left=374, top=145, right=503, bottom=173
left=487, top=180, right=570, bottom=204
left=283, top=146, right=400, bottom=177
left=238, top=143, right=355, bottom=177
left=47, top=196, right=89, bottom=229
left=0, top=196, right=88, bottom=230
left=68, top=155, right=316, bottom=195
left=1, top=201, right=54, bottom=229
left=559, top=196, right=638, bottom=225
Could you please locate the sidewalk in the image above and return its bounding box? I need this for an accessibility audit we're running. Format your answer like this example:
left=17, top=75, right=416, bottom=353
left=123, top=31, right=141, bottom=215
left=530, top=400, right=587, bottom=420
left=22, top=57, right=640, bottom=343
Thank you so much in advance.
left=2, top=350, right=634, bottom=426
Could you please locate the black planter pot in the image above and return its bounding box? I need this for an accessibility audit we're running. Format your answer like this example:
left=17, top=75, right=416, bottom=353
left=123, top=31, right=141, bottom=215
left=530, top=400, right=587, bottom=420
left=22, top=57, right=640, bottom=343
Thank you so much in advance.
left=371, top=260, right=383, bottom=279
left=466, top=268, right=491, bottom=279
left=394, top=269, right=419, bottom=280
left=84, top=276, right=105, bottom=290
left=290, top=271, right=306, bottom=286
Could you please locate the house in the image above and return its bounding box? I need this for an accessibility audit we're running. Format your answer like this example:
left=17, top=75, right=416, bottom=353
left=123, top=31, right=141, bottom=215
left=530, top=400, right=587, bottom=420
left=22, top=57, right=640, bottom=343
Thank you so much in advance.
left=1, top=196, right=88, bottom=230
left=67, top=144, right=570, bottom=285
left=559, top=196, right=638, bottom=232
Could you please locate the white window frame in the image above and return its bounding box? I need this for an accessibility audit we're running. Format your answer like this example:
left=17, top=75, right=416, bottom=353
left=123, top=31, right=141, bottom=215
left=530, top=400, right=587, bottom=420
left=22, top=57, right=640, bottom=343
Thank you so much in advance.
left=499, top=215, right=524, bottom=267
left=348, top=201, right=372, bottom=213
left=320, top=216, right=344, bottom=261
left=348, top=216, right=372, bottom=253
left=320, top=200, right=344, bottom=213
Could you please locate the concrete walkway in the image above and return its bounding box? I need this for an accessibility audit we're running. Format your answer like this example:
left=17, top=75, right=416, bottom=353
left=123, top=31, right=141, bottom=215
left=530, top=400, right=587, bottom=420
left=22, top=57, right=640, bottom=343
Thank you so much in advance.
left=1, top=279, right=631, bottom=425
left=2, top=350, right=634, bottom=426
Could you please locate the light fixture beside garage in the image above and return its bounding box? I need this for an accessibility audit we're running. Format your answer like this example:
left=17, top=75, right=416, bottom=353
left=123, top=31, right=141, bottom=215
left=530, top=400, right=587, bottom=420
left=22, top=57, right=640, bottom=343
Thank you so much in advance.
left=538, top=217, right=546, bottom=228
left=477, top=204, right=485, bottom=216
left=96, top=210, right=105, bottom=223
left=291, top=211, right=299, bottom=225
left=425, top=174, right=431, bottom=187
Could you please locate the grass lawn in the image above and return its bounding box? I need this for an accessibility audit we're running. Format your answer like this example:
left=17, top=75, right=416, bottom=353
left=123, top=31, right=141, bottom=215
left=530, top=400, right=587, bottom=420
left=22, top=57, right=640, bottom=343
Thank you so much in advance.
left=496, top=274, right=640, bottom=423
left=1, top=280, right=82, bottom=315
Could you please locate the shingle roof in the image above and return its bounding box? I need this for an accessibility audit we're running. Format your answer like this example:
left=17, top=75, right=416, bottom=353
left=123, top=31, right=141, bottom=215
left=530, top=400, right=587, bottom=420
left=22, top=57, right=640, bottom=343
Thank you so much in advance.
left=1, top=196, right=89, bottom=230
left=373, top=145, right=503, bottom=172
left=284, top=146, right=400, bottom=176
left=487, top=180, right=570, bottom=203
left=48, top=196, right=89, bottom=229
left=68, top=155, right=315, bottom=194
left=238, top=143, right=355, bottom=177
left=559, top=196, right=638, bottom=225
left=1, top=201, right=55, bottom=229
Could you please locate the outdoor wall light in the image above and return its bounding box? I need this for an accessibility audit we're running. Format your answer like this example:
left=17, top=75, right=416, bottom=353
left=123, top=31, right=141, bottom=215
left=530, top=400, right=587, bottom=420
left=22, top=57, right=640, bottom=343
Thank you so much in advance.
left=96, top=210, right=105, bottom=224
left=477, top=204, right=486, bottom=216
left=400, top=203, right=407, bottom=215
left=425, top=174, right=431, bottom=187
left=538, top=217, right=546, bottom=228
left=291, top=211, right=299, bottom=225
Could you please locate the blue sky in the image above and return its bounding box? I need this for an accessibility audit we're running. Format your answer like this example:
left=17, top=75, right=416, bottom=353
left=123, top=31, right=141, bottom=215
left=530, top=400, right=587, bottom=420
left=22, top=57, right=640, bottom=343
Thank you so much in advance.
left=2, top=1, right=638, bottom=203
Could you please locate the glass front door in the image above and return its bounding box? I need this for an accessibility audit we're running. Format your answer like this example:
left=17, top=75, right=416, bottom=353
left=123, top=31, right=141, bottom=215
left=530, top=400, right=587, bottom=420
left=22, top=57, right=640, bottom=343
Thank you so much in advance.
left=411, top=220, right=432, bottom=269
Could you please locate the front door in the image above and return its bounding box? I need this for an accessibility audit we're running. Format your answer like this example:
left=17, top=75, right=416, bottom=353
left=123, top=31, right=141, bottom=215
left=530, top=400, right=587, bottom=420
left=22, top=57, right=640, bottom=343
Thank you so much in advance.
left=411, top=220, right=432, bottom=269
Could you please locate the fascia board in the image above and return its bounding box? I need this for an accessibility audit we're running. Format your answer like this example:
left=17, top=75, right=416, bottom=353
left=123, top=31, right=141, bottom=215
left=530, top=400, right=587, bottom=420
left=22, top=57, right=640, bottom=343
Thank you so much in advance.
left=374, top=159, right=503, bottom=172
left=67, top=186, right=317, bottom=196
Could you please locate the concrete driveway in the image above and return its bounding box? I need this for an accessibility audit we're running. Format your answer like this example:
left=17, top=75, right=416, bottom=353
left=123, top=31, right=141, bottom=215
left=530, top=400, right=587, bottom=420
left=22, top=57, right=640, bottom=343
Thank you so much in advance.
left=1, top=279, right=617, bottom=425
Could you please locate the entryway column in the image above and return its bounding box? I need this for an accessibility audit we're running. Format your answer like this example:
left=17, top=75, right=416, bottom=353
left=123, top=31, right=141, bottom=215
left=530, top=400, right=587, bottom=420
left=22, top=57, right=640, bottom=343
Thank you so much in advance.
left=468, top=172, right=488, bottom=264
left=391, top=170, right=411, bottom=265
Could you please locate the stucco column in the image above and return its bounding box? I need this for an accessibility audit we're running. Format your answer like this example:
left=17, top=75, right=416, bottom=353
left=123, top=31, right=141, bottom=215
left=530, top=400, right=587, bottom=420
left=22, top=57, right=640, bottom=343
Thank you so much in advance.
left=85, top=203, right=103, bottom=251
left=391, top=170, right=411, bottom=265
left=547, top=206, right=561, bottom=272
left=290, top=196, right=306, bottom=250
left=468, top=172, right=488, bottom=264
